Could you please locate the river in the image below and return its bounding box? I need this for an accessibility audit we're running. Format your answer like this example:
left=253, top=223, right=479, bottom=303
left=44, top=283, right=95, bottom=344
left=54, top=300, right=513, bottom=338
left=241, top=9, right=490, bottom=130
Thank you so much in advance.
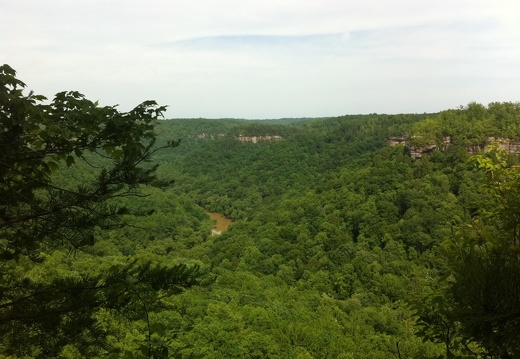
left=208, top=211, right=233, bottom=235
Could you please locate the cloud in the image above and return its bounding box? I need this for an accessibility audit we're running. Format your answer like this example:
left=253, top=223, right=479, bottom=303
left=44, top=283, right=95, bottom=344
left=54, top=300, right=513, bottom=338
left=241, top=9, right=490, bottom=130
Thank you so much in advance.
left=163, top=33, right=346, bottom=55
left=1, top=0, right=519, bottom=118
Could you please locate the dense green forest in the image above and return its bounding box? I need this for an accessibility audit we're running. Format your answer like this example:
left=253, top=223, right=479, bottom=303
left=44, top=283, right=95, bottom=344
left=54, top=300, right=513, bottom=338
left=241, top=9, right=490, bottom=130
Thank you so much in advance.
left=2, top=65, right=520, bottom=358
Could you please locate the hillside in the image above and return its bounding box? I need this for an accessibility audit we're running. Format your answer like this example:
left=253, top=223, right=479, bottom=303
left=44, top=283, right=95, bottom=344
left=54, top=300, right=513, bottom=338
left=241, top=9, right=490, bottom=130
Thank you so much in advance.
left=3, top=95, right=520, bottom=358
left=148, top=103, right=520, bottom=358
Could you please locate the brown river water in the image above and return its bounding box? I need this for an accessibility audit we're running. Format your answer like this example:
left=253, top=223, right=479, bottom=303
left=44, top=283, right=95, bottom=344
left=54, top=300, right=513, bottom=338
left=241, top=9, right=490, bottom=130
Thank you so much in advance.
left=208, top=211, right=233, bottom=235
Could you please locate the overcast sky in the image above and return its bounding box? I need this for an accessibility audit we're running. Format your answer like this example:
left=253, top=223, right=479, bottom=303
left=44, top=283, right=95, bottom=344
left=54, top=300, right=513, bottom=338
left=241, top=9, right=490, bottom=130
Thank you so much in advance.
left=1, top=0, right=519, bottom=119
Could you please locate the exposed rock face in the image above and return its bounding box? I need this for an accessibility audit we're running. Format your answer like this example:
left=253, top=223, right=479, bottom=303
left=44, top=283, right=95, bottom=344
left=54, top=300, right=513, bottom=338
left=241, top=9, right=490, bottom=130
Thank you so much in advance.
left=488, top=137, right=520, bottom=154
left=406, top=136, right=452, bottom=159
left=389, top=136, right=520, bottom=159
left=196, top=133, right=225, bottom=139
left=195, top=134, right=281, bottom=143
left=236, top=135, right=282, bottom=143
left=407, top=144, right=437, bottom=159
left=388, top=137, right=407, bottom=146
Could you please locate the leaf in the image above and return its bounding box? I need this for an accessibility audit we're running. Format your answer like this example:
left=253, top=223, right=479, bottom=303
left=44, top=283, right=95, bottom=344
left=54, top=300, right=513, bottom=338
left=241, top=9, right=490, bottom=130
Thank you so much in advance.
left=151, top=323, right=166, bottom=337
left=125, top=275, right=138, bottom=285
left=47, top=160, right=59, bottom=172
left=103, top=145, right=116, bottom=155
left=66, top=155, right=75, bottom=167
left=139, top=344, right=150, bottom=356
left=112, top=148, right=124, bottom=159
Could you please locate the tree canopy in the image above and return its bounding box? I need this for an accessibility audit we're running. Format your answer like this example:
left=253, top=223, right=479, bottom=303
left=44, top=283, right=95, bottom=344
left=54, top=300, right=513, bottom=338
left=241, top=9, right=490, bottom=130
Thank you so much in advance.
left=0, top=64, right=200, bottom=358
left=2, top=63, right=520, bottom=358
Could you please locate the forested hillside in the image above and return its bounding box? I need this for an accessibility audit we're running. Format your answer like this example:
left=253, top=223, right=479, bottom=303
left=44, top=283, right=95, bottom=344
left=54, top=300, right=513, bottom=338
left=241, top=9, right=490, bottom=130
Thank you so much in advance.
left=2, top=65, right=520, bottom=358
left=152, top=105, right=519, bottom=359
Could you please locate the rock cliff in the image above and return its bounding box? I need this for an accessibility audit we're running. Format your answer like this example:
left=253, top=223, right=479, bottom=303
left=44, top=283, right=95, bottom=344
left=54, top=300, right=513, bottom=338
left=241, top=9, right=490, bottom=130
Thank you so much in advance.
left=235, top=135, right=283, bottom=143
left=390, top=136, right=520, bottom=159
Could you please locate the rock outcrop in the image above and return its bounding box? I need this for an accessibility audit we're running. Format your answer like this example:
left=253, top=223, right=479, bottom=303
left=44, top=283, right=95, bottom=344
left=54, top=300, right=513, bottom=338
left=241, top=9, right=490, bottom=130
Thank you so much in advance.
left=487, top=137, right=520, bottom=154
left=236, top=135, right=282, bottom=143
left=195, top=133, right=282, bottom=143
left=390, top=136, right=520, bottom=159
left=196, top=133, right=225, bottom=139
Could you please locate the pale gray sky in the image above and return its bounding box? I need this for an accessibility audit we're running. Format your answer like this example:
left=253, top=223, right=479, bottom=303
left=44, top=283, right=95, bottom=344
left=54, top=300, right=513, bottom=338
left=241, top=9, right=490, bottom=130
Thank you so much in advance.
left=1, top=0, right=519, bottom=119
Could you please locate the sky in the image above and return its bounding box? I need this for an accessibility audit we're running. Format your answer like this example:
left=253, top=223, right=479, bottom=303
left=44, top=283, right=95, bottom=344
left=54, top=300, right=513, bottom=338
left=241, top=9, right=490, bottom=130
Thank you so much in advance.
left=1, top=0, right=519, bottom=119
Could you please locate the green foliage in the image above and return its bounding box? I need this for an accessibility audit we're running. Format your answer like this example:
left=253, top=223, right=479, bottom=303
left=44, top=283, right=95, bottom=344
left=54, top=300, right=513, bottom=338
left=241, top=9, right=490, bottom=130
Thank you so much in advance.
left=0, top=63, right=178, bottom=259
left=414, top=148, right=520, bottom=358
left=0, top=259, right=200, bottom=358
left=4, top=65, right=519, bottom=358
left=0, top=64, right=199, bottom=358
left=409, top=102, right=520, bottom=150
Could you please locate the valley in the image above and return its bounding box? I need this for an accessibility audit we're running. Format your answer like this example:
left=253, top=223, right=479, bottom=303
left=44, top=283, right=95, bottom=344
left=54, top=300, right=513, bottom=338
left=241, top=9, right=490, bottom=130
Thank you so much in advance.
left=3, top=89, right=520, bottom=358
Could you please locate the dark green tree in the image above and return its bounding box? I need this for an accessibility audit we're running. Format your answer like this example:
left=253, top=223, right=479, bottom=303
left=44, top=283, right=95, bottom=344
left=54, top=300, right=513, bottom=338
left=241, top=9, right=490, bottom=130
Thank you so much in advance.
left=0, top=64, right=199, bottom=358
left=414, top=148, right=520, bottom=358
